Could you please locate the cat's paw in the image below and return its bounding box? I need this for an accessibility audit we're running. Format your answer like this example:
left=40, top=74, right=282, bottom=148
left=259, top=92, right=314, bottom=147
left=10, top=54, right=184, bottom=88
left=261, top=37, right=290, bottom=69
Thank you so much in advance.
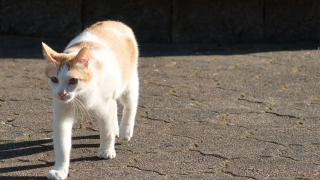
left=119, top=125, right=133, bottom=141
left=98, top=148, right=116, bottom=159
left=47, top=169, right=68, bottom=180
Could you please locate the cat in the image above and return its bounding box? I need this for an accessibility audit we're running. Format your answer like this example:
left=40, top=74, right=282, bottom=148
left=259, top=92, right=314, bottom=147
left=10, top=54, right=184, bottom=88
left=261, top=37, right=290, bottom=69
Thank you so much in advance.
left=42, top=21, right=139, bottom=180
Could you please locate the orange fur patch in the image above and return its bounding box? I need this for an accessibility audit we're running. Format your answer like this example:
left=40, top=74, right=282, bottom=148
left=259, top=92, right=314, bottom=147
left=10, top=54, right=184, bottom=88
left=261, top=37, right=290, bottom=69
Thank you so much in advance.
left=44, top=54, right=75, bottom=77
left=69, top=63, right=93, bottom=82
left=95, top=60, right=103, bottom=71
left=45, top=62, right=92, bottom=82
left=84, top=21, right=138, bottom=83
left=44, top=53, right=93, bottom=82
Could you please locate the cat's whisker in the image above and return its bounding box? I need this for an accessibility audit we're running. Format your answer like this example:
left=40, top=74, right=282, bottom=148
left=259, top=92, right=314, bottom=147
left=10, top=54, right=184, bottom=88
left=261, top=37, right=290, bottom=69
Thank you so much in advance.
left=73, top=98, right=84, bottom=116
left=71, top=101, right=77, bottom=118
left=72, top=99, right=80, bottom=115
left=73, top=99, right=85, bottom=118
left=74, top=97, right=95, bottom=127
left=73, top=98, right=88, bottom=129
left=73, top=99, right=86, bottom=128
left=71, top=98, right=81, bottom=117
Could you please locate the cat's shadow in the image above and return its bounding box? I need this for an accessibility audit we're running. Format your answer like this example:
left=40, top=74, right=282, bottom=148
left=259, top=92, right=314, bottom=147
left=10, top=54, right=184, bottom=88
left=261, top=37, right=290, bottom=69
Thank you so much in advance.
left=0, top=176, right=48, bottom=180
left=0, top=135, right=105, bottom=178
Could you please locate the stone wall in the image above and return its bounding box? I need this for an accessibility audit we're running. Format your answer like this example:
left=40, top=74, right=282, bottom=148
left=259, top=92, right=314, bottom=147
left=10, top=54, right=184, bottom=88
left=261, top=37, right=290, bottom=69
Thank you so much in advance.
left=0, top=0, right=319, bottom=43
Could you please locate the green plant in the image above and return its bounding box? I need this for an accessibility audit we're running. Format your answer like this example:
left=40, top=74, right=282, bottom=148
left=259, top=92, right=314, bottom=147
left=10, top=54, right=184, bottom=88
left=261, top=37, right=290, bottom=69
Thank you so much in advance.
left=265, top=97, right=276, bottom=111
left=216, top=113, right=228, bottom=124
left=268, top=97, right=275, bottom=107
left=79, top=114, right=85, bottom=129
left=304, top=51, right=316, bottom=60
left=238, top=92, right=246, bottom=99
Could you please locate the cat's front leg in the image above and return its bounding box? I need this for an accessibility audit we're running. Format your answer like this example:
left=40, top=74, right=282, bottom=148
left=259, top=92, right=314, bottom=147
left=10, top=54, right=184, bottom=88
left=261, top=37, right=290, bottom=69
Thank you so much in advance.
left=95, top=99, right=118, bottom=159
left=47, top=103, right=74, bottom=180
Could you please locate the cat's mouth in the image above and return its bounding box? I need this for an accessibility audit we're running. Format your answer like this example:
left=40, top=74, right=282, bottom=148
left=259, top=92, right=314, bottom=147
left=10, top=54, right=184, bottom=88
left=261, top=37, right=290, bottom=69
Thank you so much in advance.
left=56, top=96, right=72, bottom=103
left=60, top=97, right=67, bottom=101
left=59, top=99, right=72, bottom=104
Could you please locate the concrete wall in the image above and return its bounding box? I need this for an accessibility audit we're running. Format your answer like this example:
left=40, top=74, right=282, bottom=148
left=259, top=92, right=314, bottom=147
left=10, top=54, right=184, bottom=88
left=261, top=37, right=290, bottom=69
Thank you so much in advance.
left=0, top=0, right=319, bottom=43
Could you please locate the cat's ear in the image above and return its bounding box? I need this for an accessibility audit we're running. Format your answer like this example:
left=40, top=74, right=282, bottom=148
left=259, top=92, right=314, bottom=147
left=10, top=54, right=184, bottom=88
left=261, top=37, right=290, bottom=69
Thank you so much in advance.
left=42, top=42, right=57, bottom=63
left=75, top=47, right=90, bottom=68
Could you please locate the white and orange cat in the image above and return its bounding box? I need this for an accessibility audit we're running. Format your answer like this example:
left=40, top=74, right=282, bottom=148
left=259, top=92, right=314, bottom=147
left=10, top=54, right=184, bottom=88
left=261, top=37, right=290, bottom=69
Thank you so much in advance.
left=42, top=21, right=139, bottom=180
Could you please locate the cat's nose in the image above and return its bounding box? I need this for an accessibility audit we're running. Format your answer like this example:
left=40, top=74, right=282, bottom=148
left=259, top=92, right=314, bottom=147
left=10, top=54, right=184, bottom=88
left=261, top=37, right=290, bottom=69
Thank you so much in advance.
left=58, top=91, right=66, bottom=97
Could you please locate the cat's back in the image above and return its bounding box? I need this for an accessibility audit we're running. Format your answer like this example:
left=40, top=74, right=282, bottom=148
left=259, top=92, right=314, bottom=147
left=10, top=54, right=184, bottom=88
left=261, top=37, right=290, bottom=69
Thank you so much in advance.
left=85, top=21, right=135, bottom=40
left=83, top=21, right=138, bottom=59
left=88, top=21, right=138, bottom=83
left=66, top=21, right=137, bottom=55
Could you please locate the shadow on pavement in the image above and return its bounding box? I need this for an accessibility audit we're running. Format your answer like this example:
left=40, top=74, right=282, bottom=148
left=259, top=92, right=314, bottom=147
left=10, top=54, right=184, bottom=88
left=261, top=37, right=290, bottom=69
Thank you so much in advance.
left=1, top=35, right=319, bottom=59
left=0, top=135, right=100, bottom=160
left=0, top=176, right=48, bottom=180
left=0, top=156, right=101, bottom=173
left=0, top=135, right=101, bottom=175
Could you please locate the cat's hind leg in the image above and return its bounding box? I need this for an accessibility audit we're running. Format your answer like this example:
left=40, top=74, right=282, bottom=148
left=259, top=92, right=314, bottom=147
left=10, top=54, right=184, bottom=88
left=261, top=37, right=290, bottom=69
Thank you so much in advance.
left=119, top=70, right=139, bottom=141
left=95, top=99, right=118, bottom=159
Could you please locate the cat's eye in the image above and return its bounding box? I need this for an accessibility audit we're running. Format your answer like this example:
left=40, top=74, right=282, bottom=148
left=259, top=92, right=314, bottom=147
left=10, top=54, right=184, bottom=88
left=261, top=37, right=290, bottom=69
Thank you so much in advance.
left=69, top=78, right=78, bottom=85
left=51, top=77, right=58, bottom=83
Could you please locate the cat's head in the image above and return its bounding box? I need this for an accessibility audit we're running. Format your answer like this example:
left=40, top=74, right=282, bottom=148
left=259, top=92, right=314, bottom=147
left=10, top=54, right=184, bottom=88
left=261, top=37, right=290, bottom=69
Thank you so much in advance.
left=42, top=42, right=92, bottom=103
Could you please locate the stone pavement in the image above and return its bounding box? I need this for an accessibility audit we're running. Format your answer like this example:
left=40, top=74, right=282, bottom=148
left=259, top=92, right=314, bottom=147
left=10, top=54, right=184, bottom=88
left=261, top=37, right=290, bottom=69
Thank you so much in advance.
left=1, top=37, right=320, bottom=179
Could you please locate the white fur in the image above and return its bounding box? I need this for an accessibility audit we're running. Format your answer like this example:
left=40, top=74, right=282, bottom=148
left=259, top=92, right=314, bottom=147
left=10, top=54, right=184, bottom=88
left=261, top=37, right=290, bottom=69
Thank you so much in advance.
left=46, top=23, right=138, bottom=180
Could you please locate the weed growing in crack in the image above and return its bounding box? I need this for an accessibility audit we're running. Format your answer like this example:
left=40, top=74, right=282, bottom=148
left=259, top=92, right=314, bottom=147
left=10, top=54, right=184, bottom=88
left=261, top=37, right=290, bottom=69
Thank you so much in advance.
left=216, top=113, right=228, bottom=124
left=268, top=97, right=275, bottom=106
left=266, top=97, right=276, bottom=111
left=238, top=92, right=246, bottom=99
